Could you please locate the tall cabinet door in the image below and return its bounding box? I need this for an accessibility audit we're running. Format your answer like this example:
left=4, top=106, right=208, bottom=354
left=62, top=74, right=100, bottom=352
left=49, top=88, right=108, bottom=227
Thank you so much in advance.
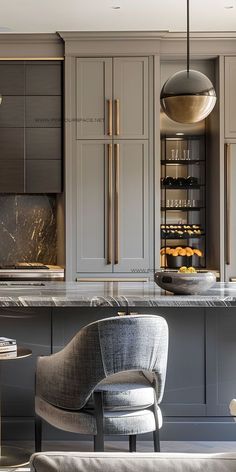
left=76, top=141, right=113, bottom=273
left=113, top=57, right=148, bottom=139
left=113, top=140, right=150, bottom=273
left=225, top=143, right=236, bottom=281
left=225, top=57, right=236, bottom=139
left=76, top=58, right=112, bottom=140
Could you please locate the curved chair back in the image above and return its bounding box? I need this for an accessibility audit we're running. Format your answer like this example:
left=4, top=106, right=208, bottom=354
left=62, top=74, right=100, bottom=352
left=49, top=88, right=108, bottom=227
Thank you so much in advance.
left=36, top=315, right=168, bottom=411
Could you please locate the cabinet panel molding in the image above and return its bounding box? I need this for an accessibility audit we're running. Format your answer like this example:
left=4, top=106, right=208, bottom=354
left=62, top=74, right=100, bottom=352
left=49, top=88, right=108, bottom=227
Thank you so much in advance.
left=76, top=140, right=112, bottom=273
left=113, top=57, right=149, bottom=139
left=225, top=57, right=236, bottom=138
left=76, top=58, right=112, bottom=140
left=113, top=140, right=150, bottom=273
left=26, top=160, right=61, bottom=193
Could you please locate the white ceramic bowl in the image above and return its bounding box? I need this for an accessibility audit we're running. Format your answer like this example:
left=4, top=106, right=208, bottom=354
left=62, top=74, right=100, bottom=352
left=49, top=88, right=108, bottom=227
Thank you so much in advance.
left=154, top=271, right=216, bottom=295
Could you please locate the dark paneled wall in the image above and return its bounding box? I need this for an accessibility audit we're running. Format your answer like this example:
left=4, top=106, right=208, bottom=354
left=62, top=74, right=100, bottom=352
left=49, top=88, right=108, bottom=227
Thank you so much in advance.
left=0, top=194, right=57, bottom=264
left=0, top=61, right=62, bottom=193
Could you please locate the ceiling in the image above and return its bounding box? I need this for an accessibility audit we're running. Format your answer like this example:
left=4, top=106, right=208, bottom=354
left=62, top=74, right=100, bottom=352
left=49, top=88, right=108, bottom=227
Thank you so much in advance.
left=0, top=0, right=235, bottom=33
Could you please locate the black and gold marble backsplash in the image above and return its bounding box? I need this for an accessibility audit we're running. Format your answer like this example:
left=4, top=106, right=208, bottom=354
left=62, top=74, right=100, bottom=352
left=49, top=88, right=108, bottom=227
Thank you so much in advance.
left=0, top=195, right=57, bottom=264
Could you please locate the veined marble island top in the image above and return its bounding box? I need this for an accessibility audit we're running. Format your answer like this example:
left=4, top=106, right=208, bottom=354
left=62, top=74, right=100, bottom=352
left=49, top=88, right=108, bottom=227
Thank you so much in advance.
left=0, top=281, right=234, bottom=307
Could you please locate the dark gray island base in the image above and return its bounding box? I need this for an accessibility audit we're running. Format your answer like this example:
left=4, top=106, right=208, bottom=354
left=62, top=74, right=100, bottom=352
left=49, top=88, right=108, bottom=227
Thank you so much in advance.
left=1, top=281, right=236, bottom=442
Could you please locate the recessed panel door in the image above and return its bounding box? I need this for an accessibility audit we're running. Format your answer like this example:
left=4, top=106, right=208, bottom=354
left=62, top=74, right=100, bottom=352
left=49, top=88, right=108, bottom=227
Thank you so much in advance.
left=113, top=140, right=149, bottom=273
left=76, top=140, right=113, bottom=273
left=76, top=58, right=112, bottom=140
left=113, top=57, right=148, bottom=139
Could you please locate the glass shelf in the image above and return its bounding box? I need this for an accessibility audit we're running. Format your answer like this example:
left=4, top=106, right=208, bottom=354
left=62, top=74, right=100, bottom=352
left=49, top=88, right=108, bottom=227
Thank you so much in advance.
left=160, top=134, right=206, bottom=270
left=161, top=235, right=205, bottom=240
left=161, top=185, right=201, bottom=190
left=161, top=159, right=204, bottom=165
left=161, top=207, right=204, bottom=211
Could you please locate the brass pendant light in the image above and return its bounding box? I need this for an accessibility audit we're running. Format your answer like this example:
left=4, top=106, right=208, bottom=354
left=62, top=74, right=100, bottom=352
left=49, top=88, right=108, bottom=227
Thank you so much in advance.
left=160, top=0, right=216, bottom=124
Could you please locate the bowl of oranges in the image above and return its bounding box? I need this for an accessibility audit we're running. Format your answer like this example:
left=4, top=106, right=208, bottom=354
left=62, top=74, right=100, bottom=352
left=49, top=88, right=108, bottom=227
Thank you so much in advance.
left=160, top=246, right=202, bottom=269
left=154, top=267, right=216, bottom=295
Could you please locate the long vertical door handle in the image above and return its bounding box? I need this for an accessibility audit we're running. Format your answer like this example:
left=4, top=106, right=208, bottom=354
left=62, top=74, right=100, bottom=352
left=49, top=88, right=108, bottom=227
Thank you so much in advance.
left=115, top=99, right=120, bottom=136
left=107, top=144, right=113, bottom=264
left=107, top=99, right=113, bottom=136
left=114, top=144, right=120, bottom=264
left=225, top=143, right=231, bottom=265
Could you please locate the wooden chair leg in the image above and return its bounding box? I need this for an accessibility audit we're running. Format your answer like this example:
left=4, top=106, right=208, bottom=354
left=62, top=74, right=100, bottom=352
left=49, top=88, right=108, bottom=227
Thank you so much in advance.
left=93, top=391, right=104, bottom=452
left=129, top=435, right=137, bottom=452
left=35, top=414, right=42, bottom=452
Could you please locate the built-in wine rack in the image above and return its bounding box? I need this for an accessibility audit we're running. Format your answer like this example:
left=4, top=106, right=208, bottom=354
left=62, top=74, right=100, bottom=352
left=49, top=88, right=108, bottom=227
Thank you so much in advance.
left=161, top=135, right=206, bottom=269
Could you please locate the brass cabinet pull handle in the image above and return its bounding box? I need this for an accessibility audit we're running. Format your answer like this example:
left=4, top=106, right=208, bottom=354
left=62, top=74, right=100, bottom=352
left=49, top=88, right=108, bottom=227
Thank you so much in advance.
left=114, top=143, right=120, bottom=264
left=107, top=99, right=113, bottom=136
left=107, top=144, right=113, bottom=264
left=226, top=143, right=231, bottom=265
left=115, top=99, right=120, bottom=136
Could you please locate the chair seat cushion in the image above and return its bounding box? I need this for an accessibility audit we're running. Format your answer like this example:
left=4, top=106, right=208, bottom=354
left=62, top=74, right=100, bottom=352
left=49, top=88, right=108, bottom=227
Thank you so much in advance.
left=35, top=395, right=162, bottom=436
left=86, top=371, right=155, bottom=411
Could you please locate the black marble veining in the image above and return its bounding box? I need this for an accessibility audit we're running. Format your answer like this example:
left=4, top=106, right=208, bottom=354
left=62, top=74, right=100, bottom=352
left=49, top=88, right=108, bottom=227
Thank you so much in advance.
left=0, top=281, right=234, bottom=307
left=0, top=195, right=57, bottom=264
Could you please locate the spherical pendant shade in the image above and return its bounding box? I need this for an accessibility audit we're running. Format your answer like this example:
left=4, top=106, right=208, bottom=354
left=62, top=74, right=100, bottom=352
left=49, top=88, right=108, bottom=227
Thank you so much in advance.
left=160, top=69, right=217, bottom=123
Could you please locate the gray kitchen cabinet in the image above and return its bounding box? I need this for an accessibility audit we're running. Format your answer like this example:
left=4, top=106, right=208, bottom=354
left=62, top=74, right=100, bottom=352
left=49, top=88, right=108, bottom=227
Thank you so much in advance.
left=161, top=308, right=206, bottom=417
left=76, top=56, right=148, bottom=140
left=225, top=57, right=236, bottom=138
left=113, top=140, right=150, bottom=273
left=206, top=308, right=236, bottom=416
left=76, top=140, right=112, bottom=273
left=113, top=57, right=148, bottom=139
left=76, top=58, right=112, bottom=140
left=225, top=143, right=236, bottom=281
left=75, top=56, right=151, bottom=276
left=75, top=140, right=150, bottom=274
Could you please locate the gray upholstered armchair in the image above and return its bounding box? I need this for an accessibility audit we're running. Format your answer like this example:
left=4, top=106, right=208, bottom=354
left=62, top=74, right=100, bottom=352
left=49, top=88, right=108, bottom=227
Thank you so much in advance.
left=35, top=314, right=168, bottom=452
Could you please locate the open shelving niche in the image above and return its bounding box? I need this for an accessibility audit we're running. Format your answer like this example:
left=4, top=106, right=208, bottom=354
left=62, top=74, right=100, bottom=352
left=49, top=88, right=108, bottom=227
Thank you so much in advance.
left=160, top=135, right=206, bottom=270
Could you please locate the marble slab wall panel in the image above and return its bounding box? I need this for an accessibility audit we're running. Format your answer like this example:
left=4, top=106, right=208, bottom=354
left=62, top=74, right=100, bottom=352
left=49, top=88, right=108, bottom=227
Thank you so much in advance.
left=0, top=195, right=57, bottom=264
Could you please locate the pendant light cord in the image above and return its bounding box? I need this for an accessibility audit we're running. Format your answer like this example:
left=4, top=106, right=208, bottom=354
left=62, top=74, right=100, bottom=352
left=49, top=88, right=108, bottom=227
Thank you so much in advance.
left=187, top=0, right=190, bottom=75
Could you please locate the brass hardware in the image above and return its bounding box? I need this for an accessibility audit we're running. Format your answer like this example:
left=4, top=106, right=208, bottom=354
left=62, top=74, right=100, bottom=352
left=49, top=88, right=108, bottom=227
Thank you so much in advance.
left=226, top=143, right=231, bottom=265
left=114, top=143, right=120, bottom=264
left=107, top=99, right=113, bottom=136
left=107, top=144, right=113, bottom=264
left=115, top=99, right=120, bottom=135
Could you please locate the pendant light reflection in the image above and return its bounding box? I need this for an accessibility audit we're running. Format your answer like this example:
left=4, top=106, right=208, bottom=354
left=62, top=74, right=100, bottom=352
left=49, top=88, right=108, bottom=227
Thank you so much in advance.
left=160, top=1, right=216, bottom=124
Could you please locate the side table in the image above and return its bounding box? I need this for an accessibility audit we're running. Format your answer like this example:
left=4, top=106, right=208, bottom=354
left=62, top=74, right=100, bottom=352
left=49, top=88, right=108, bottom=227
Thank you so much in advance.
left=0, top=346, right=32, bottom=467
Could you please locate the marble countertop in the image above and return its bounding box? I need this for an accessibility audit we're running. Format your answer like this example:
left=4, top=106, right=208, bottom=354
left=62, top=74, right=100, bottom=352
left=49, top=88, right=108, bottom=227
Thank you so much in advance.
left=0, top=281, right=235, bottom=307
